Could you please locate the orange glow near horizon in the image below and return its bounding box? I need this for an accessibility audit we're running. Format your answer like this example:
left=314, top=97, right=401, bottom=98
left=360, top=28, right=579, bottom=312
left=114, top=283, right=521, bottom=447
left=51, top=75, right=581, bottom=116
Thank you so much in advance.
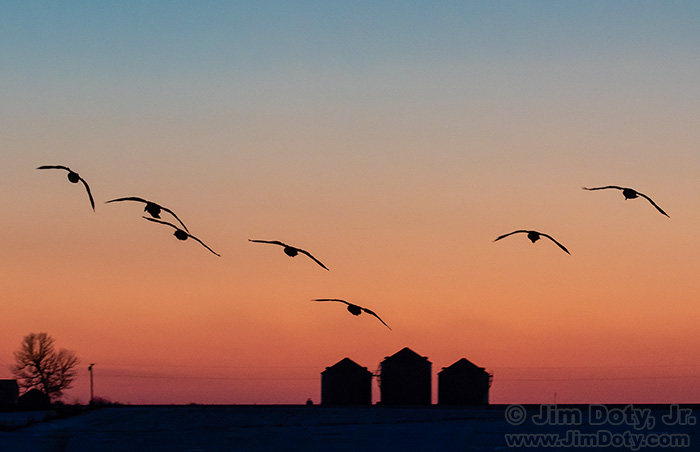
left=2, top=163, right=699, bottom=405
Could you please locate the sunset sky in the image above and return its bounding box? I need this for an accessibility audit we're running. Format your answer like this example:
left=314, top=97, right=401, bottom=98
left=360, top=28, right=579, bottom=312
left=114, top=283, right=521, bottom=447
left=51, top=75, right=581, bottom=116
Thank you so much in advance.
left=2, top=1, right=700, bottom=405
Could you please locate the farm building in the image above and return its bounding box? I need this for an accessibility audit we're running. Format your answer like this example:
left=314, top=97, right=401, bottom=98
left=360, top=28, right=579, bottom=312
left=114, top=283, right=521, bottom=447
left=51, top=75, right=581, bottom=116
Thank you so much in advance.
left=18, top=388, right=50, bottom=410
left=0, top=379, right=19, bottom=409
left=378, top=347, right=431, bottom=405
left=438, top=358, right=492, bottom=405
left=321, top=357, right=373, bottom=405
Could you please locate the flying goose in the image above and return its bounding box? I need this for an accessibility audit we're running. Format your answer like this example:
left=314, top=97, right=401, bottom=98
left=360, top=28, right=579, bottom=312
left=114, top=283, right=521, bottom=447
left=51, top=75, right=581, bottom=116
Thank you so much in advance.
left=314, top=299, right=391, bottom=330
left=37, top=165, right=95, bottom=210
left=582, top=186, right=669, bottom=217
left=494, top=230, right=570, bottom=255
left=106, top=196, right=189, bottom=232
left=248, top=239, right=328, bottom=270
left=143, top=217, right=219, bottom=256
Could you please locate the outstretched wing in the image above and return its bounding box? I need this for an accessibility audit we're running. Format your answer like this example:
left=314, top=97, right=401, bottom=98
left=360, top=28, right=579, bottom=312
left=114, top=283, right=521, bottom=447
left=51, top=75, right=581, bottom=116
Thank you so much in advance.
left=142, top=216, right=178, bottom=230
left=297, top=248, right=329, bottom=270
left=158, top=206, right=189, bottom=232
left=361, top=307, right=392, bottom=330
left=187, top=234, right=221, bottom=257
left=78, top=176, right=95, bottom=211
left=105, top=196, right=148, bottom=204
left=313, top=298, right=350, bottom=306
left=493, top=230, right=529, bottom=242
left=539, top=233, right=571, bottom=255
left=37, top=165, right=71, bottom=172
left=582, top=186, right=625, bottom=191
left=636, top=192, right=669, bottom=218
left=248, top=239, right=287, bottom=247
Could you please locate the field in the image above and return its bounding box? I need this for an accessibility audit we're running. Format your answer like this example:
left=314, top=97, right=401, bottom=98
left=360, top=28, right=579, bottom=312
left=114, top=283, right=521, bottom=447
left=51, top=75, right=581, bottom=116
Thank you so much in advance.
left=0, top=404, right=698, bottom=451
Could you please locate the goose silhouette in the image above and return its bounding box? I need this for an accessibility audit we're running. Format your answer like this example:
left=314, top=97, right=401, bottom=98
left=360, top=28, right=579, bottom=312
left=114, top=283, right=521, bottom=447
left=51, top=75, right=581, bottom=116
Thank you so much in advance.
left=314, top=299, right=391, bottom=330
left=106, top=197, right=189, bottom=232
left=583, top=186, right=669, bottom=217
left=248, top=239, right=328, bottom=270
left=143, top=217, right=219, bottom=256
left=494, top=230, right=570, bottom=254
left=37, top=165, right=95, bottom=210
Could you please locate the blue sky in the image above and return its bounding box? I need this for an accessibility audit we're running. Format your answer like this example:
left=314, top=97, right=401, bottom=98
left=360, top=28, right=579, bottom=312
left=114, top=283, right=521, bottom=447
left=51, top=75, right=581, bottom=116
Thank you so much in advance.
left=4, top=1, right=699, bottom=231
left=5, top=1, right=700, bottom=77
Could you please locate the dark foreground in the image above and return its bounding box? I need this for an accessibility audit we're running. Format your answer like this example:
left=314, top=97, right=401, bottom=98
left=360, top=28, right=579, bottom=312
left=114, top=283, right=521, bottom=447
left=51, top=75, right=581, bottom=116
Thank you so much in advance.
left=0, top=404, right=697, bottom=451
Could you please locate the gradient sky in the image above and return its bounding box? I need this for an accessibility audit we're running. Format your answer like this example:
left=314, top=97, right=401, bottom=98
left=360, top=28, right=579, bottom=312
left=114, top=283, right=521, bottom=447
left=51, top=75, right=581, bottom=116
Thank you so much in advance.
left=2, top=1, right=700, bottom=405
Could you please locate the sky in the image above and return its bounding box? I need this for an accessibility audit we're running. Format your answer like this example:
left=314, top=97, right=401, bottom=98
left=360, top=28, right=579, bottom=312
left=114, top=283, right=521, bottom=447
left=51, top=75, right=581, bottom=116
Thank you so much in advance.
left=2, top=1, right=700, bottom=405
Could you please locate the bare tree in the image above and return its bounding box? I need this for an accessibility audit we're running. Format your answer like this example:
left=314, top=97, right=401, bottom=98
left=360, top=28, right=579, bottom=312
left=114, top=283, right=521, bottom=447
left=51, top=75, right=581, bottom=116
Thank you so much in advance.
left=12, top=332, right=80, bottom=401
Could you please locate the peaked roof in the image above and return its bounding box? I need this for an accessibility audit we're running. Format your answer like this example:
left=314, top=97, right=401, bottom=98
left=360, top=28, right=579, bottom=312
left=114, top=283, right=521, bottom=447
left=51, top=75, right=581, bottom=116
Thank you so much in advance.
left=383, top=347, right=430, bottom=363
left=322, top=357, right=371, bottom=374
left=439, top=358, right=488, bottom=374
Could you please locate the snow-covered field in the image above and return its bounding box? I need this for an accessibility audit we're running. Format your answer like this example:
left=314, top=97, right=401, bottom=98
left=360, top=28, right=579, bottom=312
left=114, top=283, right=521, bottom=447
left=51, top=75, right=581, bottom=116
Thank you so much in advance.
left=0, top=404, right=697, bottom=451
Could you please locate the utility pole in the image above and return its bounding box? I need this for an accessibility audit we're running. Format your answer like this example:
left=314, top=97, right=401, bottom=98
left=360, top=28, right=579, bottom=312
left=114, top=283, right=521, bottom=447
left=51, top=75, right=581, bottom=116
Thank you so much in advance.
left=88, top=363, right=95, bottom=404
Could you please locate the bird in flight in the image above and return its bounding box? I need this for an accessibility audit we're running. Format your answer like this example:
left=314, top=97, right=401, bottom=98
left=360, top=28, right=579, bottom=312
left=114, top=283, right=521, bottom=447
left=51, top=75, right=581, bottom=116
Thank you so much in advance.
left=248, top=239, right=328, bottom=270
left=106, top=197, right=189, bottom=232
left=37, top=165, right=95, bottom=211
left=143, top=217, right=220, bottom=257
left=314, top=299, right=391, bottom=330
left=494, top=230, right=570, bottom=255
left=582, top=186, right=669, bottom=217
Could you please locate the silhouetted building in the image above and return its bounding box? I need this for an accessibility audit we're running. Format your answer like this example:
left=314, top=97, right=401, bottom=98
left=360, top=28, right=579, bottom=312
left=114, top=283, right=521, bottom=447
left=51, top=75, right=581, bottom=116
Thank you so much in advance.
left=0, top=380, right=19, bottom=409
left=379, top=347, right=431, bottom=405
left=18, top=388, right=50, bottom=410
left=438, top=358, right=492, bottom=405
left=321, top=357, right=372, bottom=405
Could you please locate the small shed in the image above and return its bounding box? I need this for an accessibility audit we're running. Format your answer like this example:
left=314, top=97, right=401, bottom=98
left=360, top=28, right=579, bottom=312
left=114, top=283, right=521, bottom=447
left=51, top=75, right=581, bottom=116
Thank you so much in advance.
left=0, top=380, right=19, bottom=409
left=379, top=347, right=431, bottom=405
left=18, top=388, right=51, bottom=410
left=438, top=358, right=492, bottom=405
left=321, top=358, right=372, bottom=405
